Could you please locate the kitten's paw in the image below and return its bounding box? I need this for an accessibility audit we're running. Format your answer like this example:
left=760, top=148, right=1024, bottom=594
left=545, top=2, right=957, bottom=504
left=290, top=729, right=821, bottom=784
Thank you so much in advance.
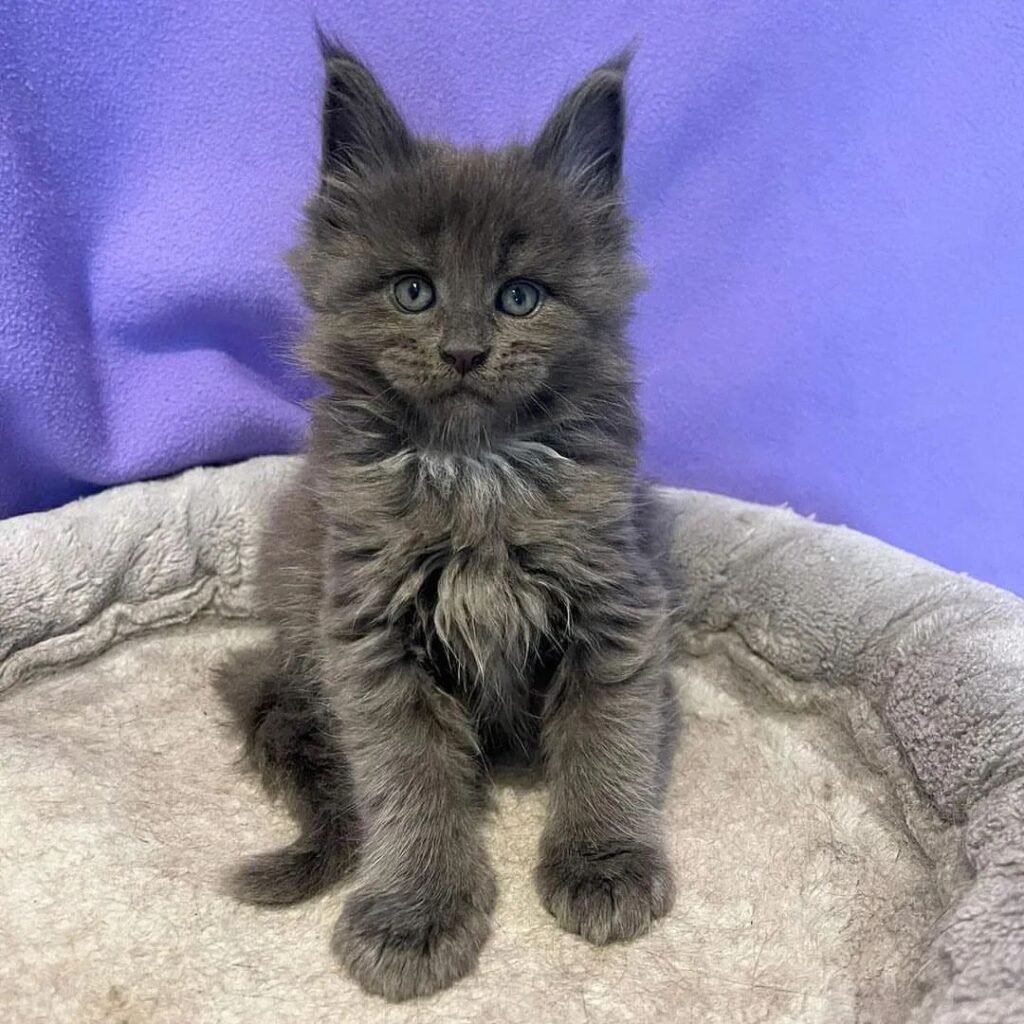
left=333, top=879, right=495, bottom=1001
left=537, top=840, right=675, bottom=944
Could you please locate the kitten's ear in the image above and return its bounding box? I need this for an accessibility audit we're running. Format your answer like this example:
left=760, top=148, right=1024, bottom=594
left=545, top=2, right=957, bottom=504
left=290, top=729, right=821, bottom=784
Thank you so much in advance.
left=317, top=30, right=415, bottom=180
left=531, top=50, right=631, bottom=195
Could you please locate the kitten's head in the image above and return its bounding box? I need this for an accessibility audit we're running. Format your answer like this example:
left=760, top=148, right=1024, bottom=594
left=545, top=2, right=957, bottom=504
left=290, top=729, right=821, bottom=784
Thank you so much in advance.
left=292, top=36, right=642, bottom=445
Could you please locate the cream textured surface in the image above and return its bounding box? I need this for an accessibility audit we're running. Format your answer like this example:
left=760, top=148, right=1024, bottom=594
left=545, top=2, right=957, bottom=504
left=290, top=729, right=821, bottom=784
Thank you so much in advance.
left=1, top=457, right=1022, bottom=1023
left=1, top=626, right=938, bottom=1024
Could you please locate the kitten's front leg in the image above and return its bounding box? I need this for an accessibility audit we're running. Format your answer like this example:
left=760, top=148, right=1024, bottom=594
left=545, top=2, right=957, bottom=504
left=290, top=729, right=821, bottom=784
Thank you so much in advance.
left=326, top=641, right=495, bottom=1001
left=537, top=592, right=676, bottom=945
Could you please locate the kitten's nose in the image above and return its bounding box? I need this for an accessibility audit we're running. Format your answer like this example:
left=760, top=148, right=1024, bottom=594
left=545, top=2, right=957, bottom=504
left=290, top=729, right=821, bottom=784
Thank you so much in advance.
left=441, top=346, right=490, bottom=376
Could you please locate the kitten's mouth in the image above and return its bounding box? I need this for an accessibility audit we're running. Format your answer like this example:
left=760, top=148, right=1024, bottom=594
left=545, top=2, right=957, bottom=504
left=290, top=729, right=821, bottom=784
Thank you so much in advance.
left=441, top=382, right=490, bottom=406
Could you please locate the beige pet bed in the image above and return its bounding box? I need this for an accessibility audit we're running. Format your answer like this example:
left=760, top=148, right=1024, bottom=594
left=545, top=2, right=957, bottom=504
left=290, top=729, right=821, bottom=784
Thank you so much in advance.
left=1, top=455, right=1022, bottom=1023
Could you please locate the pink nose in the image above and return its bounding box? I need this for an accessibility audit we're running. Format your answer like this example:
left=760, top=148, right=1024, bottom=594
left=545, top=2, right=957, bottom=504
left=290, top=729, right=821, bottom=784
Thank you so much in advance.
left=441, top=347, right=490, bottom=376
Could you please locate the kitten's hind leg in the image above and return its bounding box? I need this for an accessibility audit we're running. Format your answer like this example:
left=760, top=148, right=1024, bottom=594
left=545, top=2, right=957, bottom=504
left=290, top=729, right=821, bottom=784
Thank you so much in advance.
left=214, top=646, right=361, bottom=905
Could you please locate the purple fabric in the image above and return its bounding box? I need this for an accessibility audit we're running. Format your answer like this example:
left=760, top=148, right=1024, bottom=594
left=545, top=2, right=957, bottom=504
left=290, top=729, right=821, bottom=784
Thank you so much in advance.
left=1, top=2, right=1022, bottom=594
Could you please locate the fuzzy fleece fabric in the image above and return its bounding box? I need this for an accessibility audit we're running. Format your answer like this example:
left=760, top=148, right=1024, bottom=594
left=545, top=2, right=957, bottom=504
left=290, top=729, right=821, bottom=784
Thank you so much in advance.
left=3, top=1, right=1024, bottom=594
left=1, top=456, right=1022, bottom=1023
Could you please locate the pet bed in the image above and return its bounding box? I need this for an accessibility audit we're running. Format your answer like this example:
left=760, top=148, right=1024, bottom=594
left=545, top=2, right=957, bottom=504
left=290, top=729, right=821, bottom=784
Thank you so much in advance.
left=1, top=455, right=1021, bottom=1023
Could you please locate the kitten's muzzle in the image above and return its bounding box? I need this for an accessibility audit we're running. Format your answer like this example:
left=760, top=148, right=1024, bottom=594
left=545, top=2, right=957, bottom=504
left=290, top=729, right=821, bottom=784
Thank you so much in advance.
left=441, top=346, right=491, bottom=376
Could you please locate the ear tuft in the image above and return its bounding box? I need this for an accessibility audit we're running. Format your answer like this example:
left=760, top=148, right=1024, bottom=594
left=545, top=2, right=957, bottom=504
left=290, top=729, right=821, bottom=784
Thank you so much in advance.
left=315, top=29, right=415, bottom=181
left=531, top=49, right=632, bottom=196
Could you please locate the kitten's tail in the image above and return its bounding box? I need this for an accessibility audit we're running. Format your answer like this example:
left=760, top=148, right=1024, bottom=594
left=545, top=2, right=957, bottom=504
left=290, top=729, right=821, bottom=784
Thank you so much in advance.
left=213, top=645, right=362, bottom=905
left=231, top=820, right=358, bottom=905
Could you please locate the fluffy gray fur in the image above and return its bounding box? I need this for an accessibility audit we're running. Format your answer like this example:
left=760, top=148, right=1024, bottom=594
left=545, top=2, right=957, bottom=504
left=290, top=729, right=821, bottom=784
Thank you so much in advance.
left=217, top=35, right=678, bottom=1002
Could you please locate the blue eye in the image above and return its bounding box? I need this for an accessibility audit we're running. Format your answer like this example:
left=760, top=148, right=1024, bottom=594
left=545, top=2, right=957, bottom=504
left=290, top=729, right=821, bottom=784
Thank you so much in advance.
left=496, top=280, right=542, bottom=317
left=393, top=274, right=435, bottom=313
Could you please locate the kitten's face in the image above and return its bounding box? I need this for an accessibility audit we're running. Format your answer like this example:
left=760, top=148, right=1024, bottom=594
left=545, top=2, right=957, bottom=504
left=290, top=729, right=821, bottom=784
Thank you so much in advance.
left=294, top=42, right=639, bottom=438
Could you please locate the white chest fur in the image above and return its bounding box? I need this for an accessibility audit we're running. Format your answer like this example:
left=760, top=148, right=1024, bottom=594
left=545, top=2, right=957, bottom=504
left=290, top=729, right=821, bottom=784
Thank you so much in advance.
left=407, top=443, right=572, bottom=699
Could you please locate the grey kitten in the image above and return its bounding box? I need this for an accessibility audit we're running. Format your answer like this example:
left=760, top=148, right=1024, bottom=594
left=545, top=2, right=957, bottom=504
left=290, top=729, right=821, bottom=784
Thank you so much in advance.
left=217, top=35, right=678, bottom=1002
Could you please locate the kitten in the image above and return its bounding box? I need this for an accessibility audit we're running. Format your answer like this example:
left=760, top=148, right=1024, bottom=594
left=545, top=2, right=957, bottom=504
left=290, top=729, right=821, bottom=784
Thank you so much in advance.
left=217, top=35, right=678, bottom=1002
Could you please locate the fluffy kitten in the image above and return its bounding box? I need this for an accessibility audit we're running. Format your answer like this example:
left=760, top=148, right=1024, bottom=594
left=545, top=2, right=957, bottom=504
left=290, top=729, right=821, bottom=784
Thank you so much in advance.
left=218, top=36, right=678, bottom=1002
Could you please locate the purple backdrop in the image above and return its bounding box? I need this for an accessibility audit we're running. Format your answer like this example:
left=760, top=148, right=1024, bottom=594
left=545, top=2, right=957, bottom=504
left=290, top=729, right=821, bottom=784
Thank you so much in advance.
left=1, top=1, right=1022, bottom=593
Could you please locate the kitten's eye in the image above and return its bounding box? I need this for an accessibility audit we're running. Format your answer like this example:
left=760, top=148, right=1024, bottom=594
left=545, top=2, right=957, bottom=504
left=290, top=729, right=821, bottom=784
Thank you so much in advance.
left=392, top=274, right=435, bottom=313
left=496, top=279, right=542, bottom=317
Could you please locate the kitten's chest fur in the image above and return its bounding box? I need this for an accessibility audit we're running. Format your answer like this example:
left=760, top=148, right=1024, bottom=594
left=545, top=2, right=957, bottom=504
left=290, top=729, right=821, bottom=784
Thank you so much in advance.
left=374, top=444, right=580, bottom=740
left=415, top=535, right=562, bottom=741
